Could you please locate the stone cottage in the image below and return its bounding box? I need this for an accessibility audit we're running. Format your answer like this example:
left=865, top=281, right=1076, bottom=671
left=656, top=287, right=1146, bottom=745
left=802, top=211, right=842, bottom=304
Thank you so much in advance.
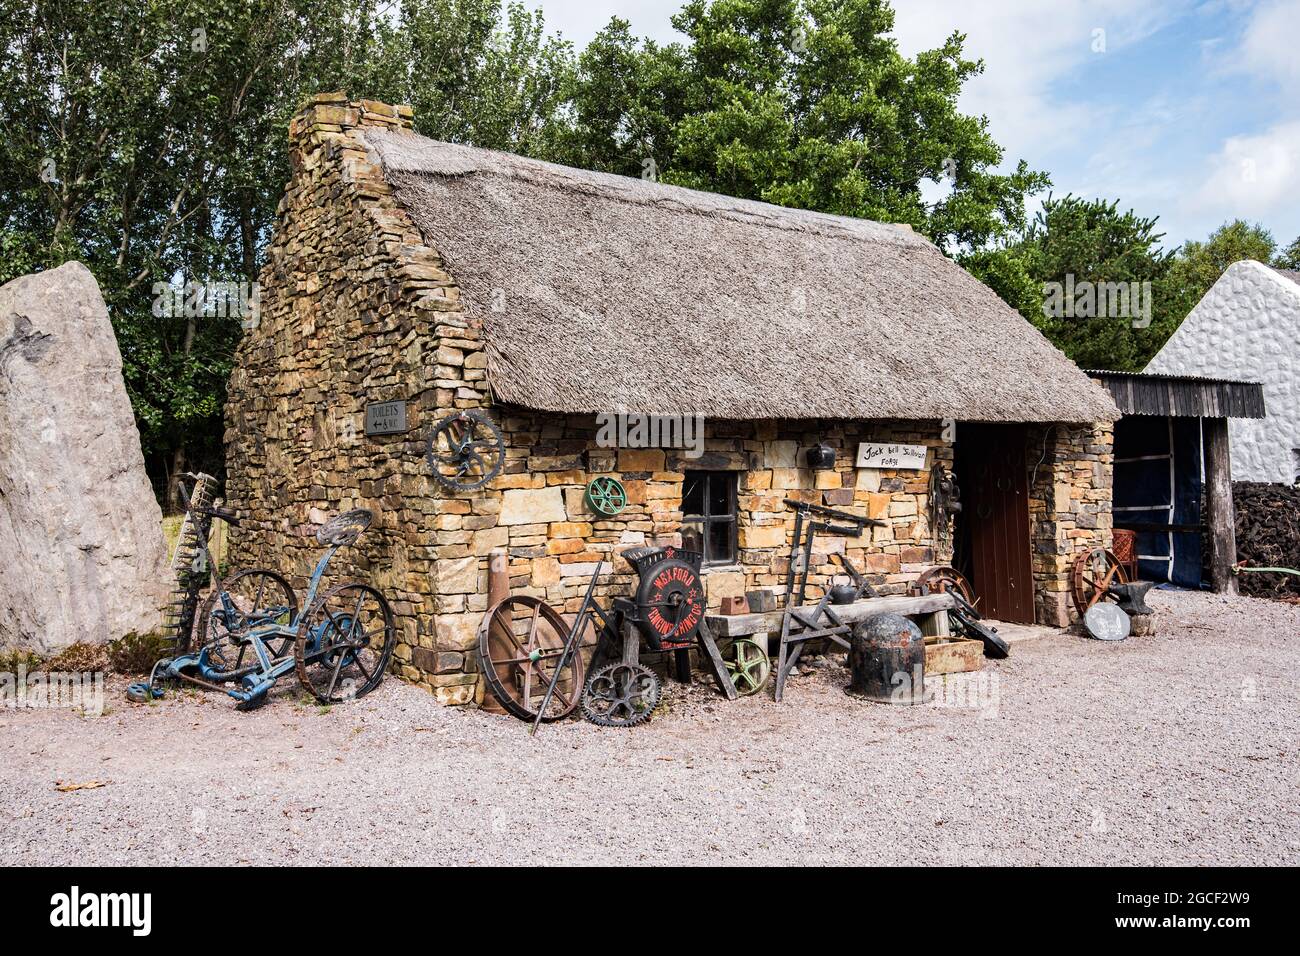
left=225, top=94, right=1120, bottom=705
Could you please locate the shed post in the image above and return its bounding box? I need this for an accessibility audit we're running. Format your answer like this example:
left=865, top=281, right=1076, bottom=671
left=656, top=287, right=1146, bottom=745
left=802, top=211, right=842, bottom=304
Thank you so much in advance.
left=1202, top=417, right=1238, bottom=594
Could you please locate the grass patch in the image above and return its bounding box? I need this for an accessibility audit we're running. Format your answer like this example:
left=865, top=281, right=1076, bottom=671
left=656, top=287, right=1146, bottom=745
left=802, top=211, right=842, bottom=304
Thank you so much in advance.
left=107, top=632, right=173, bottom=675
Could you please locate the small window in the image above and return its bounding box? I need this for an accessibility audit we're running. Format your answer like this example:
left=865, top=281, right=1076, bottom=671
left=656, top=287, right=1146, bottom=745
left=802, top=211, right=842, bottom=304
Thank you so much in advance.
left=681, top=470, right=737, bottom=566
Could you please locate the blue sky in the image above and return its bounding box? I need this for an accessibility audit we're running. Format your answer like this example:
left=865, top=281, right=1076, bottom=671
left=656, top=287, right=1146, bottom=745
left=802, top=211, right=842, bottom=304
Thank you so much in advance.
left=531, top=0, right=1300, bottom=252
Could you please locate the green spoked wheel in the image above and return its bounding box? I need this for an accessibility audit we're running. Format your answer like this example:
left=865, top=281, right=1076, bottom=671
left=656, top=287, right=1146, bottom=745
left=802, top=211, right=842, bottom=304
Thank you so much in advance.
left=723, top=638, right=771, bottom=697
left=585, top=476, right=628, bottom=516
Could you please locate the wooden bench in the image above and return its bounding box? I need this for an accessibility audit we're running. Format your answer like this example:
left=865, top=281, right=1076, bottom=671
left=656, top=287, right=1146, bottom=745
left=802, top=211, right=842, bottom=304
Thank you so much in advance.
left=707, top=592, right=955, bottom=638
left=706, top=592, right=984, bottom=687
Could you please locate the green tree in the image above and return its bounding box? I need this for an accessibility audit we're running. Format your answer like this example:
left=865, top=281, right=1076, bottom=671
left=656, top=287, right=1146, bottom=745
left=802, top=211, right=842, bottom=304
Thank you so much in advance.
left=0, top=0, right=576, bottom=501
left=1163, top=219, right=1277, bottom=325
left=558, top=0, right=1047, bottom=253
left=966, top=195, right=1174, bottom=371
left=1272, top=235, right=1300, bottom=270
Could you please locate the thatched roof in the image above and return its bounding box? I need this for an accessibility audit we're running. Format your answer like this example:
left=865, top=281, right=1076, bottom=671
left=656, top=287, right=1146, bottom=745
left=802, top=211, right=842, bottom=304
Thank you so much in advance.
left=363, top=130, right=1119, bottom=424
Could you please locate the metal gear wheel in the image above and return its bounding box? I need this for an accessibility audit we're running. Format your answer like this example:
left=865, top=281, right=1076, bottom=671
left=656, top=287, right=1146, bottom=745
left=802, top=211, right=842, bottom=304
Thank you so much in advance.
left=581, top=662, right=662, bottom=728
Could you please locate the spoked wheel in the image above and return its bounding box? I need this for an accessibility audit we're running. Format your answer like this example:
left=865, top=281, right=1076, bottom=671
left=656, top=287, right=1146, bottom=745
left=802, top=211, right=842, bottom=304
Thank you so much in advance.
left=910, top=565, right=975, bottom=604
left=1070, top=548, right=1129, bottom=618
left=723, top=638, right=771, bottom=697
left=294, top=584, right=396, bottom=703
left=477, top=596, right=583, bottom=722
left=581, top=662, right=661, bottom=728
left=426, top=410, right=505, bottom=492
left=194, top=569, right=297, bottom=670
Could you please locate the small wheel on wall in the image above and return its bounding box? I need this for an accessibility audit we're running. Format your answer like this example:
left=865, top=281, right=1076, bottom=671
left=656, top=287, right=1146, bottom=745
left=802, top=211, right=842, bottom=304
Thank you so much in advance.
left=426, top=409, right=505, bottom=491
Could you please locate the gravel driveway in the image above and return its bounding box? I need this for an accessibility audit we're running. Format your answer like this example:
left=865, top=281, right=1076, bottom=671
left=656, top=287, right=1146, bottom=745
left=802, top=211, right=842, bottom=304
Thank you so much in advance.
left=2, top=590, right=1297, bottom=866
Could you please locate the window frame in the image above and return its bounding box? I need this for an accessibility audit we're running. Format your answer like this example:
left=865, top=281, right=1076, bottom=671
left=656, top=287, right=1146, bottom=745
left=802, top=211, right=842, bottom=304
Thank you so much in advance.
left=681, top=469, right=739, bottom=567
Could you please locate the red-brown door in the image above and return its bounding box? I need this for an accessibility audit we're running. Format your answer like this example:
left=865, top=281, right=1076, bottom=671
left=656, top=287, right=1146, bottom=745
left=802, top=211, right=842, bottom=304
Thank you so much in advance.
left=957, top=424, right=1035, bottom=624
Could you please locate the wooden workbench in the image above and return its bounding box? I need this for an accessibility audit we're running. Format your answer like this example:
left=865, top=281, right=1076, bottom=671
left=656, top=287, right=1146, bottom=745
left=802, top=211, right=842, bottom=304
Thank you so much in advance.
left=706, top=591, right=985, bottom=677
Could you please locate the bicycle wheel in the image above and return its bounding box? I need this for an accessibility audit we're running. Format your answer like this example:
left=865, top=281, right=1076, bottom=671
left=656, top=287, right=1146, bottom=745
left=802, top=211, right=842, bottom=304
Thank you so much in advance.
left=194, top=570, right=298, bottom=673
left=294, top=583, right=396, bottom=703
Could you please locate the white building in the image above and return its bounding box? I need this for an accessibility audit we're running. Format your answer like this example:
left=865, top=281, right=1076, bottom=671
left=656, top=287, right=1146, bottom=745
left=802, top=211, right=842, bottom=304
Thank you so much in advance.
left=1146, top=261, right=1299, bottom=483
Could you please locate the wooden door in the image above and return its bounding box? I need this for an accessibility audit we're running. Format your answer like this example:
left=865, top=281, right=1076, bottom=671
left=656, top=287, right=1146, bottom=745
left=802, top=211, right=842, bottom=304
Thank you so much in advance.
left=957, top=424, right=1035, bottom=624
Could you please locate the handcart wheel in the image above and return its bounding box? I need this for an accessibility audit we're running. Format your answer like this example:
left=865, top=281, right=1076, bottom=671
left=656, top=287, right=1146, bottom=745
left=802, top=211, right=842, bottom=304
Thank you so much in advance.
left=477, top=596, right=584, bottom=722
left=294, top=583, right=396, bottom=703
left=909, top=565, right=975, bottom=604
left=580, top=662, right=661, bottom=727
left=1070, top=548, right=1129, bottom=618
left=195, top=569, right=298, bottom=667
left=723, top=638, right=771, bottom=696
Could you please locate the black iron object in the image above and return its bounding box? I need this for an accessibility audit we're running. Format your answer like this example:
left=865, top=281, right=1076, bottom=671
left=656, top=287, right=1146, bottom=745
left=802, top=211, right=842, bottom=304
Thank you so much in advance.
left=806, top=443, right=836, bottom=470
left=522, top=548, right=739, bottom=733
left=829, top=584, right=858, bottom=605
left=1107, top=580, right=1154, bottom=616
left=846, top=613, right=925, bottom=703
left=833, top=553, right=880, bottom=600
left=928, top=463, right=961, bottom=547
left=781, top=498, right=885, bottom=608
left=426, top=409, right=505, bottom=491
left=948, top=589, right=1010, bottom=658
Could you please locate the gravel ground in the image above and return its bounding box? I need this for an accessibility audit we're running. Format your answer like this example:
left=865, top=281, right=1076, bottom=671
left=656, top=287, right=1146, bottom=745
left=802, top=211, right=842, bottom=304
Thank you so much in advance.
left=2, top=589, right=1297, bottom=866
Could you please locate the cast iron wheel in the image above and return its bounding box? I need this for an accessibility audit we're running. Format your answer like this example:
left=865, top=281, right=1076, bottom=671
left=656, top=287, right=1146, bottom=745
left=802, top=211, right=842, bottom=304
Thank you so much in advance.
left=476, top=596, right=584, bottom=722
left=585, top=476, right=628, bottom=515
left=294, top=583, right=396, bottom=703
left=193, top=569, right=298, bottom=664
left=1070, top=548, right=1129, bottom=618
left=723, top=638, right=771, bottom=696
left=426, top=410, right=505, bottom=492
left=909, top=565, right=975, bottom=604
left=581, top=662, right=661, bottom=727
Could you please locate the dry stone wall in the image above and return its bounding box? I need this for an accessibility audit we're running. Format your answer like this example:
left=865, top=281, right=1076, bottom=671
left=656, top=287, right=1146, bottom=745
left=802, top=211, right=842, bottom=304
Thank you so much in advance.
left=1028, top=422, right=1114, bottom=626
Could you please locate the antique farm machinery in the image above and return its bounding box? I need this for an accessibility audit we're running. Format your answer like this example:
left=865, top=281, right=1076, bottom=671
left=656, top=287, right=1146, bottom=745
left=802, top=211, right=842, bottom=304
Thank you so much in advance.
left=130, top=503, right=396, bottom=709
left=477, top=545, right=746, bottom=731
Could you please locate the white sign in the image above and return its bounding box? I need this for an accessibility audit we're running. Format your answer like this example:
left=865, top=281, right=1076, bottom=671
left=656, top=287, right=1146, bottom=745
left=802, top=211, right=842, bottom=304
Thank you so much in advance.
left=855, top=442, right=928, bottom=470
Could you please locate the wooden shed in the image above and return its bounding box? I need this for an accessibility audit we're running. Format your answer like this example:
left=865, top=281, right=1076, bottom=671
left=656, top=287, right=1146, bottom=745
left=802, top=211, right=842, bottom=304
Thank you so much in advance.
left=1088, top=370, right=1266, bottom=593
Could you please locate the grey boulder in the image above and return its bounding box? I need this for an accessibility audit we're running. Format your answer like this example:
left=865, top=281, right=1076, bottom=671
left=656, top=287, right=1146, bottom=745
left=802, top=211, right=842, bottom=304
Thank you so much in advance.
left=0, top=261, right=169, bottom=655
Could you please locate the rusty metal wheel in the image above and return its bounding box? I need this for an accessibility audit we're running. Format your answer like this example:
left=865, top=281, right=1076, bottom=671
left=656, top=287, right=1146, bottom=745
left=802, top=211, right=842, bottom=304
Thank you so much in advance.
left=910, top=566, right=975, bottom=604
left=1070, top=548, right=1129, bottom=618
left=477, top=596, right=583, bottom=723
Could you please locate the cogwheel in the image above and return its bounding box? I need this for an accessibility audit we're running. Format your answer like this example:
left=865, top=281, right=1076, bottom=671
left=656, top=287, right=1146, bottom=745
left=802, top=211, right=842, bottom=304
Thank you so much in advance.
left=581, top=662, right=662, bottom=728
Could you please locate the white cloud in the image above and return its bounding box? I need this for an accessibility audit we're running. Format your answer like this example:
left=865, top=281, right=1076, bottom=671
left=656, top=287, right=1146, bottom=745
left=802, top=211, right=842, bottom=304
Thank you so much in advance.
left=1188, top=119, right=1300, bottom=216
left=1235, top=0, right=1300, bottom=95
left=888, top=1, right=1190, bottom=166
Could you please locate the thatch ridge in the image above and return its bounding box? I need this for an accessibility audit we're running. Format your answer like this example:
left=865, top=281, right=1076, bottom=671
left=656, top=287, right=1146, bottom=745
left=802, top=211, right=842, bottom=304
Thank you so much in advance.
left=363, top=129, right=1119, bottom=424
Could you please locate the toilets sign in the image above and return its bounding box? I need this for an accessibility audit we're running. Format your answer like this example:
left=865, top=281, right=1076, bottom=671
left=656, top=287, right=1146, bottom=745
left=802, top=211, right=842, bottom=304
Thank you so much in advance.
left=855, top=442, right=928, bottom=470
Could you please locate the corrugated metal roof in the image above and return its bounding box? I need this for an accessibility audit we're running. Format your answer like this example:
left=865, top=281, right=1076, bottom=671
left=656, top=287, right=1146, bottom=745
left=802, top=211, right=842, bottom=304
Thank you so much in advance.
left=1086, top=370, right=1266, bottom=419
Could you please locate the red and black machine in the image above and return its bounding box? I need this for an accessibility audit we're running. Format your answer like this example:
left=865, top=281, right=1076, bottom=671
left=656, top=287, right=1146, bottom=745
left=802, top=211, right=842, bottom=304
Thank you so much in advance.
left=562, top=546, right=738, bottom=728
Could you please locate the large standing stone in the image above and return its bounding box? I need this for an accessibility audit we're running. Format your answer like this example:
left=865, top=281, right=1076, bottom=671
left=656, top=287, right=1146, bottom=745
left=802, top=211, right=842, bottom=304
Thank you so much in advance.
left=0, top=262, right=169, bottom=654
